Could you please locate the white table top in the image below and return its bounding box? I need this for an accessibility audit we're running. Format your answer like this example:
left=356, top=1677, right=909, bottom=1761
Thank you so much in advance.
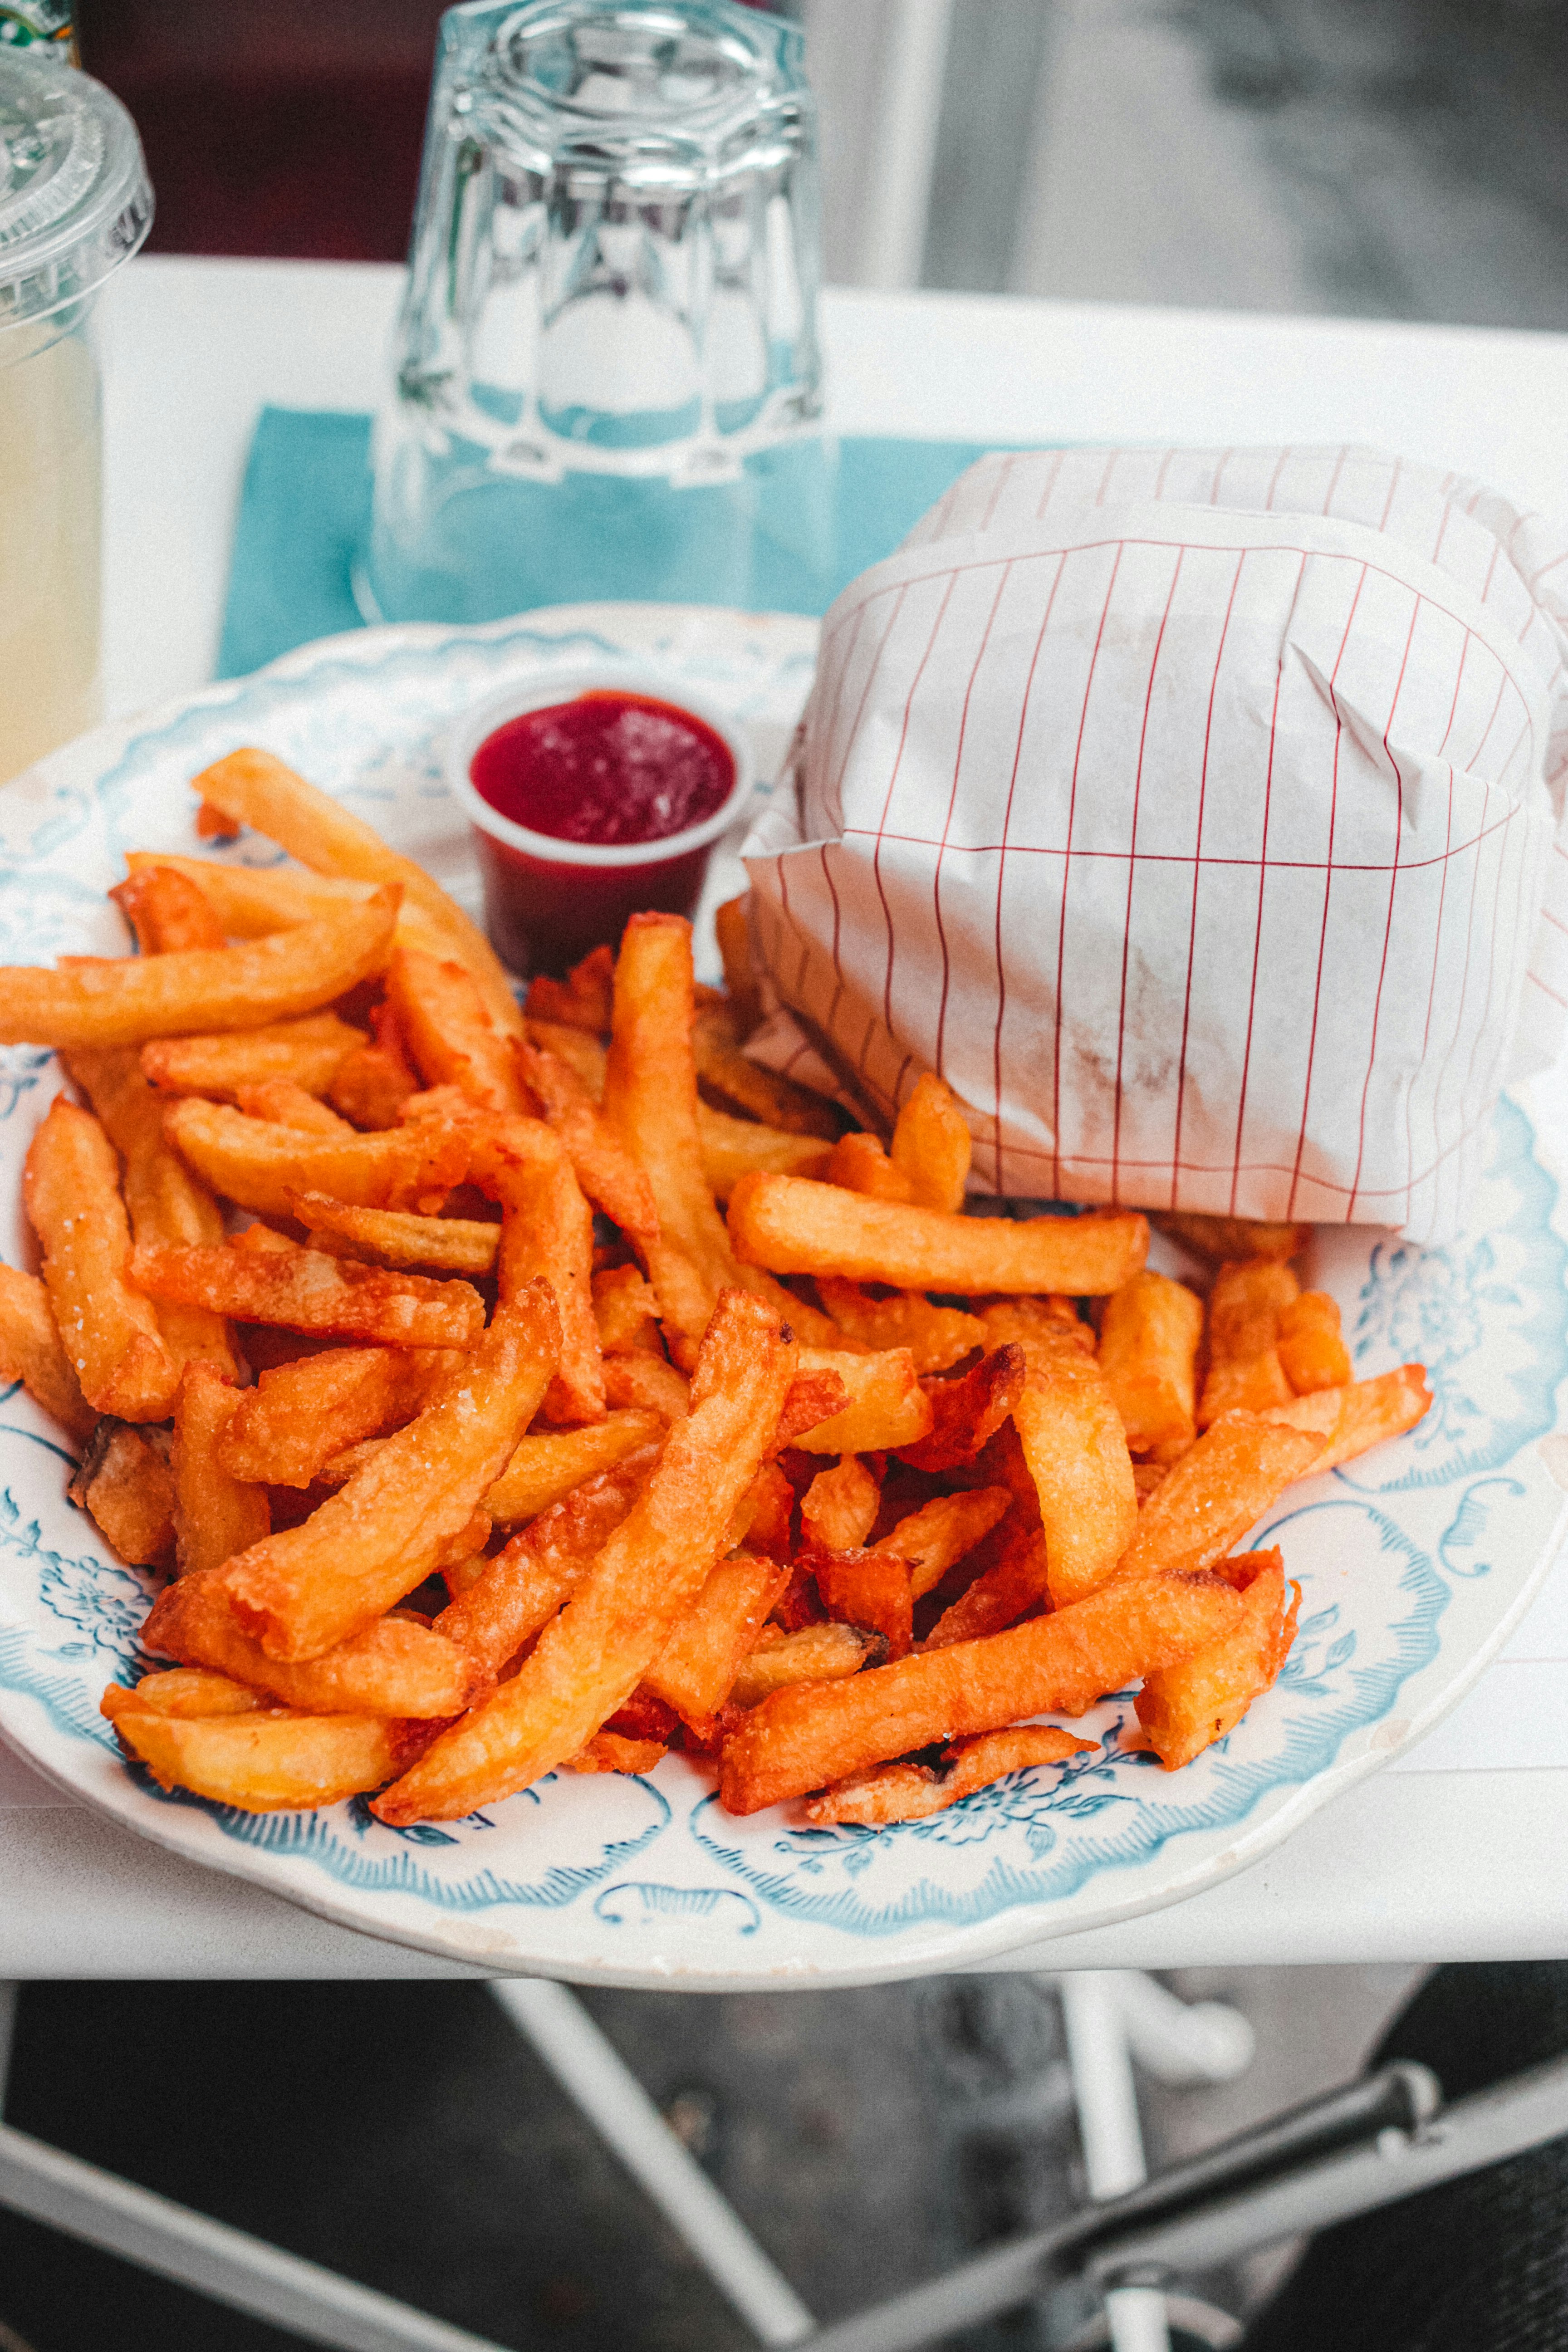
left=4, top=253, right=1564, bottom=1979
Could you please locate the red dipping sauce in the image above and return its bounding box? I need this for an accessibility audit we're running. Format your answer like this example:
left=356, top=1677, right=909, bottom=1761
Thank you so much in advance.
left=470, top=692, right=735, bottom=847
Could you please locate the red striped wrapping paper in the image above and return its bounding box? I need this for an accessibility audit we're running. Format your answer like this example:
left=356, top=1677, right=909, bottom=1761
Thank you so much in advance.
left=741, top=446, right=1568, bottom=1241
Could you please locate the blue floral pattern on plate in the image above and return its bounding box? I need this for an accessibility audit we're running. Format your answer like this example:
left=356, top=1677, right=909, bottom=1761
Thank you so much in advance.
left=0, top=606, right=1562, bottom=1989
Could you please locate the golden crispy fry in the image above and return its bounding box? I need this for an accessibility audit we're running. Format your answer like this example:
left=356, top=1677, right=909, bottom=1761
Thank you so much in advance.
left=824, top=1131, right=915, bottom=1202
left=604, top=1352, right=691, bottom=1419
left=1114, top=1412, right=1326, bottom=1583
left=800, top=1455, right=880, bottom=1552
left=111, top=863, right=226, bottom=953
left=874, top=1487, right=1013, bottom=1600
left=692, top=1003, right=842, bottom=1139
left=218, top=1347, right=436, bottom=1488
left=1277, top=1291, right=1353, bottom=1394
left=69, top=1420, right=175, bottom=1568
left=805, top=1725, right=1096, bottom=1825
left=387, top=945, right=526, bottom=1115
left=714, top=896, right=763, bottom=1037
left=603, top=914, right=833, bottom=1358
left=728, top=1459, right=794, bottom=1557
left=720, top=1571, right=1245, bottom=1813
left=108, top=1700, right=427, bottom=1811
left=103, top=1668, right=266, bottom=1720
left=645, top=1551, right=791, bottom=1729
left=469, top=1118, right=603, bottom=1425
left=1098, top=1270, right=1204, bottom=1458
left=143, top=1569, right=490, bottom=1717
left=191, top=747, right=522, bottom=1042
left=0, top=891, right=398, bottom=1049
left=897, top=1344, right=1026, bottom=1472
left=728, top=1620, right=880, bottom=1709
left=0, top=1262, right=96, bottom=1438
left=526, top=943, right=615, bottom=1035
left=170, top=1364, right=271, bottom=1577
left=922, top=1515, right=1049, bottom=1648
left=1263, top=1363, right=1431, bottom=1469
left=978, top=1299, right=1137, bottom=1608
left=592, top=1266, right=663, bottom=1355
left=289, top=1192, right=499, bottom=1277
left=1133, top=1549, right=1298, bottom=1769
left=890, top=1073, right=971, bottom=1214
left=437, top=1451, right=659, bottom=1674
left=515, top=1036, right=659, bottom=1243
left=485, top=1411, right=666, bottom=1528
left=140, top=1014, right=366, bottom=1102
left=25, top=1098, right=177, bottom=1421
left=65, top=1045, right=237, bottom=1381
left=1198, top=1259, right=1299, bottom=1426
left=815, top=1278, right=982, bottom=1376
left=696, top=1101, right=832, bottom=1201
left=729, top=1175, right=1148, bottom=1297
left=527, top=1019, right=608, bottom=1097
left=131, top=1240, right=486, bottom=1348
left=124, top=849, right=374, bottom=932
left=560, top=1732, right=666, bottom=1775
left=374, top=1288, right=797, bottom=1821
left=789, top=1346, right=932, bottom=1454
left=222, top=1284, right=560, bottom=1659
left=329, top=1004, right=421, bottom=1129
left=164, top=1096, right=469, bottom=1221
left=235, top=1079, right=353, bottom=1134
left=1154, top=1212, right=1308, bottom=1264
left=814, top=1550, right=913, bottom=1658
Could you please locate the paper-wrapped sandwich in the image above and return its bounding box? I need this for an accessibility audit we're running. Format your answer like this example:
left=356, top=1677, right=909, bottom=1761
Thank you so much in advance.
left=744, top=445, right=1568, bottom=1241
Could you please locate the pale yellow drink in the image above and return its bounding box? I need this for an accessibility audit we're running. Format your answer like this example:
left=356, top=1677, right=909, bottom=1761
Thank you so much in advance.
left=0, top=311, right=103, bottom=785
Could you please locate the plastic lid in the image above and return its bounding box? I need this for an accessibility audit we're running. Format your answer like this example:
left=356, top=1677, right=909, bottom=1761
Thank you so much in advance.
left=0, top=51, right=151, bottom=325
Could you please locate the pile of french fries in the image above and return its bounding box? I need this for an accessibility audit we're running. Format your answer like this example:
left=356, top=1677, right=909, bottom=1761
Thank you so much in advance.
left=0, top=746, right=1433, bottom=1828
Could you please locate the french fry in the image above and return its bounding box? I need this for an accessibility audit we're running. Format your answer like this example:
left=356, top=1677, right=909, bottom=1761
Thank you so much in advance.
left=374, top=1288, right=797, bottom=1821
left=170, top=1364, right=271, bottom=1576
left=714, top=896, right=763, bottom=1037
left=526, top=1017, right=608, bottom=1095
left=789, top=1346, right=932, bottom=1453
left=108, top=1701, right=427, bottom=1811
left=437, top=1450, right=659, bottom=1674
left=526, top=943, right=615, bottom=1034
left=485, top=1411, right=666, bottom=1527
left=222, top=1283, right=560, bottom=1659
left=728, top=1620, right=880, bottom=1709
left=515, top=1035, right=659, bottom=1244
left=218, top=1347, right=437, bottom=1488
left=592, top=1265, right=663, bottom=1355
left=729, top=1175, right=1148, bottom=1296
left=806, top=1725, right=1096, bottom=1826
left=289, top=1192, right=499, bottom=1277
left=143, top=1569, right=490, bottom=1717
left=1133, top=1549, right=1298, bottom=1769
left=191, top=747, right=522, bottom=1043
left=729, top=1457, right=795, bottom=1555
left=64, top=1045, right=238, bottom=1381
left=103, top=1668, right=266, bottom=1720
left=68, top=1420, right=175, bottom=1568
left=644, top=1551, right=791, bottom=1728
left=800, top=1455, right=880, bottom=1552
left=1277, top=1291, right=1353, bottom=1394
left=131, top=1240, right=486, bottom=1348
left=1154, top=1212, right=1307, bottom=1264
left=696, top=1101, right=832, bottom=1201
left=1114, top=1412, right=1326, bottom=1583
left=163, top=1096, right=470, bottom=1221
left=470, top=1118, right=604, bottom=1424
left=874, top=1486, right=1013, bottom=1600
left=1198, top=1259, right=1299, bottom=1425
left=0, top=890, right=399, bottom=1048
left=897, top=1345, right=1026, bottom=1472
left=329, top=1004, right=421, bottom=1129
left=604, top=1352, right=692, bottom=1419
left=978, top=1299, right=1137, bottom=1608
left=141, top=1014, right=367, bottom=1104
left=813, top=1549, right=913, bottom=1658
left=815, top=1278, right=982, bottom=1376
left=0, top=1263, right=96, bottom=1439
left=1263, top=1364, right=1431, bottom=1469
left=1098, top=1270, right=1204, bottom=1459
left=692, top=1004, right=842, bottom=1140
left=824, top=1131, right=915, bottom=1202
left=922, top=1515, right=1049, bottom=1649
left=889, top=1073, right=971, bottom=1214
left=235, top=1079, right=353, bottom=1135
left=111, top=864, right=227, bottom=953
left=560, top=1732, right=666, bottom=1776
left=720, top=1570, right=1245, bottom=1813
left=25, top=1098, right=177, bottom=1421
left=387, top=945, right=526, bottom=1116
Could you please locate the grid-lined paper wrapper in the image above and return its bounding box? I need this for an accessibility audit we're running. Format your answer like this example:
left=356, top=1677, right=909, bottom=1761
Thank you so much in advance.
left=741, top=445, right=1568, bottom=1242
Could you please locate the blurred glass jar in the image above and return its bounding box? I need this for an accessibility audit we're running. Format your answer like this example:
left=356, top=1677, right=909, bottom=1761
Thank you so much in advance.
left=360, top=0, right=832, bottom=625
left=0, top=52, right=150, bottom=786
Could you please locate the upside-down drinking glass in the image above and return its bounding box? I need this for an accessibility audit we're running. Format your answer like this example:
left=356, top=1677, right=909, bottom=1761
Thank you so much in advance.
left=359, top=0, right=832, bottom=625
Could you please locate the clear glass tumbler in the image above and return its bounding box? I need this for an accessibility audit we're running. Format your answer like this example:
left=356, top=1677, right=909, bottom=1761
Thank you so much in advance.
left=360, top=0, right=831, bottom=626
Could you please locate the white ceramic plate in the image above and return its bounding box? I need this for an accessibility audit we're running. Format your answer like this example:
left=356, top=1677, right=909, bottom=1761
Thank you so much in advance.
left=0, top=603, right=1565, bottom=1989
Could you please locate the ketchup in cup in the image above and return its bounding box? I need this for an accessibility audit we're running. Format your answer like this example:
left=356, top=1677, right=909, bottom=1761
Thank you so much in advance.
left=447, top=675, right=752, bottom=975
